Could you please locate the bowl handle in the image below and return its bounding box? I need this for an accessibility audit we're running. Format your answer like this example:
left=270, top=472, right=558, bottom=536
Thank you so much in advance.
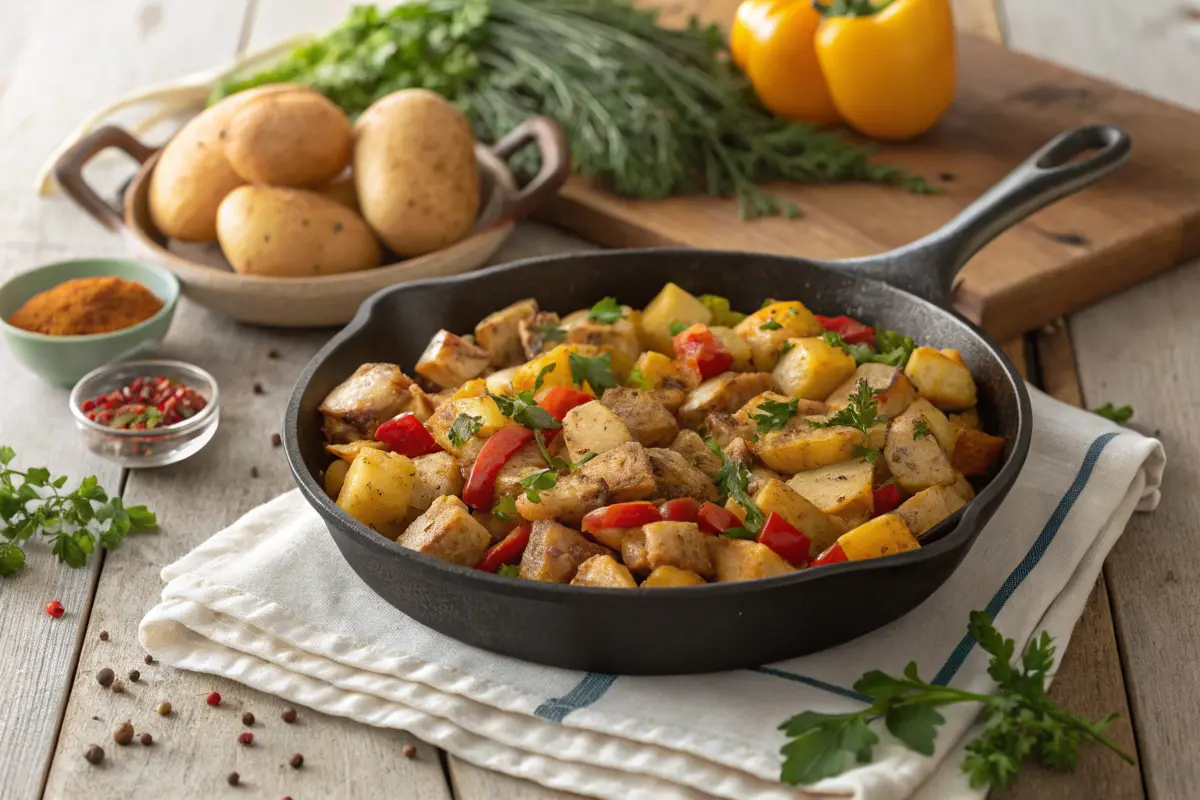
left=54, top=125, right=156, bottom=233
left=488, top=116, right=571, bottom=226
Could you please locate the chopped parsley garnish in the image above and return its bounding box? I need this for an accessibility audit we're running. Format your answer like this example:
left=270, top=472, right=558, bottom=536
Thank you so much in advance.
left=912, top=419, right=931, bottom=440
left=699, top=294, right=746, bottom=327
left=533, top=323, right=567, bottom=343
left=497, top=563, right=521, bottom=578
left=719, top=526, right=759, bottom=541
left=447, top=413, right=483, bottom=446
left=668, top=320, right=687, bottom=337
left=809, top=379, right=887, bottom=462
left=568, top=352, right=619, bottom=392
left=487, top=364, right=561, bottom=431
left=523, top=442, right=596, bottom=502
left=492, top=496, right=518, bottom=521
left=627, top=366, right=652, bottom=390
left=821, top=328, right=915, bottom=368
left=520, top=468, right=558, bottom=503
left=705, top=438, right=764, bottom=534
left=587, top=296, right=624, bottom=324
left=1092, top=403, right=1133, bottom=424
left=759, top=318, right=783, bottom=331
left=750, top=398, right=799, bottom=435
left=780, top=341, right=795, bottom=357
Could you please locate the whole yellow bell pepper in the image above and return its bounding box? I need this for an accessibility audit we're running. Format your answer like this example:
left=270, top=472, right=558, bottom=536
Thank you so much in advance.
left=731, top=0, right=956, bottom=140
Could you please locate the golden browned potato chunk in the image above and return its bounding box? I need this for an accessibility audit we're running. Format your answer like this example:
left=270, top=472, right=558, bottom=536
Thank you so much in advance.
left=905, top=398, right=959, bottom=456
left=475, top=299, right=538, bottom=368
left=735, top=301, right=824, bottom=371
left=748, top=465, right=783, bottom=496
left=678, top=371, right=774, bottom=428
left=884, top=404, right=957, bottom=493
left=325, top=439, right=388, bottom=463
left=772, top=337, right=857, bottom=400
left=561, top=400, right=634, bottom=463
left=705, top=412, right=756, bottom=448
left=621, top=521, right=714, bottom=577
left=493, top=440, right=555, bottom=499
left=641, top=565, right=707, bottom=587
left=515, top=472, right=610, bottom=526
left=952, top=428, right=1007, bottom=476
left=669, top=429, right=723, bottom=478
left=896, top=484, right=968, bottom=537
left=905, top=346, right=977, bottom=411
left=600, top=387, right=679, bottom=447
left=426, top=395, right=512, bottom=455
left=563, top=310, right=641, bottom=376
left=408, top=452, right=463, bottom=513
left=337, top=449, right=417, bottom=534
left=397, top=495, right=491, bottom=566
left=754, top=478, right=847, bottom=556
left=640, top=282, right=712, bottom=354
left=319, top=363, right=415, bottom=442
left=950, top=408, right=982, bottom=431
left=709, top=326, right=753, bottom=371
left=838, top=513, right=920, bottom=560
left=706, top=537, right=794, bottom=582
left=578, top=442, right=657, bottom=502
left=826, top=364, right=917, bottom=419
left=629, top=351, right=692, bottom=413
left=647, top=448, right=719, bottom=502
left=518, top=311, right=563, bottom=360
left=520, top=520, right=612, bottom=583
left=786, top=458, right=875, bottom=524
left=734, top=391, right=827, bottom=425
left=324, top=459, right=349, bottom=499
left=571, top=554, right=638, bottom=588
left=415, top=329, right=491, bottom=389
left=756, top=422, right=867, bottom=474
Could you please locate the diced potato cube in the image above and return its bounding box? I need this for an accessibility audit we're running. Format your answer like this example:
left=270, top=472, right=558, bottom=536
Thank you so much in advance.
left=952, top=472, right=976, bottom=502
left=325, top=439, right=388, bottom=463
left=756, top=423, right=866, bottom=474
left=826, top=364, right=917, bottom=419
left=950, top=408, right=982, bottom=430
left=724, top=498, right=747, bottom=523
left=754, top=478, right=846, bottom=556
left=319, top=363, right=415, bottom=442
left=337, top=449, right=416, bottom=534
left=518, top=311, right=563, bottom=361
left=640, top=282, right=712, bottom=353
left=647, top=448, right=718, bottom=501
left=896, top=484, right=968, bottom=537
left=641, top=565, right=707, bottom=587
left=884, top=405, right=957, bottom=494
left=772, top=337, right=857, bottom=401
left=415, top=330, right=491, bottom=389
left=475, top=298, right=538, bottom=368
left=563, top=309, right=641, bottom=377
left=705, top=412, right=756, bottom=448
left=706, top=537, right=794, bottom=582
left=515, top=472, right=609, bottom=526
left=519, top=520, right=611, bottom=583
left=426, top=395, right=512, bottom=455
left=734, top=391, right=827, bottom=425
left=952, top=427, right=1007, bottom=476
left=838, top=513, right=920, bottom=560
left=678, top=371, right=774, bottom=428
left=621, top=521, right=714, bottom=577
left=735, top=301, right=824, bottom=371
left=748, top=465, right=782, bottom=496
left=709, top=326, right=753, bottom=371
left=786, top=458, right=875, bottom=524
left=451, top=378, right=488, bottom=401
left=905, top=346, right=977, bottom=411
left=906, top=398, right=959, bottom=456
left=493, top=440, right=558, bottom=499
left=600, top=387, right=678, bottom=447
left=323, top=459, right=349, bottom=498
left=562, top=400, right=635, bottom=463
left=578, top=442, right=657, bottom=502
left=941, top=348, right=967, bottom=368
left=396, top=495, right=491, bottom=565
left=510, top=343, right=605, bottom=396
left=484, top=366, right=519, bottom=397
left=408, top=452, right=463, bottom=513
left=669, top=429, right=723, bottom=478
left=571, top=554, right=638, bottom=588
left=631, top=351, right=690, bottom=390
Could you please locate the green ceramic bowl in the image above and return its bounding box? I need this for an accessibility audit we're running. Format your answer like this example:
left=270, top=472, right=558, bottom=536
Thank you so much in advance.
left=0, top=259, right=180, bottom=387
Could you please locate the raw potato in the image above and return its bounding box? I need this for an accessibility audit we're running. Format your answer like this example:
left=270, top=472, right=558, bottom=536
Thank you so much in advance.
left=826, top=364, right=917, bottom=418
left=772, top=337, right=857, bottom=400
left=415, top=330, right=490, bottom=389
left=148, top=84, right=303, bottom=242
left=561, top=401, right=634, bottom=463
left=734, top=301, right=824, bottom=371
left=318, top=172, right=360, bottom=212
left=217, top=186, right=380, bottom=277
left=397, top=495, right=491, bottom=566
left=640, top=282, right=711, bottom=353
left=225, top=88, right=353, bottom=187
left=905, top=346, right=978, bottom=411
left=896, top=484, right=967, bottom=537
left=706, top=537, right=794, bottom=582
left=336, top=449, right=416, bottom=534
left=753, top=478, right=846, bottom=556
left=571, top=555, right=638, bottom=588
left=641, top=566, right=707, bottom=587
left=354, top=89, right=480, bottom=257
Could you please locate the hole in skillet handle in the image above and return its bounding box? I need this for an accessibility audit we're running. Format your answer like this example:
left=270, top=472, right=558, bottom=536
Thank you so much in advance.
left=485, top=116, right=571, bottom=229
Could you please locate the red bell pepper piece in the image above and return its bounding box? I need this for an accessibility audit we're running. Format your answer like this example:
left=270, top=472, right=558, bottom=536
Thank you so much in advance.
left=673, top=324, right=733, bottom=382
left=539, top=386, right=595, bottom=421
left=757, top=512, right=812, bottom=567
left=659, top=497, right=700, bottom=523
left=697, top=501, right=742, bottom=534
left=462, top=425, right=535, bottom=509
left=581, top=501, right=662, bottom=534
left=873, top=482, right=903, bottom=516
left=811, top=542, right=849, bottom=567
left=374, top=412, right=441, bottom=457
left=475, top=523, right=532, bottom=572
left=816, top=314, right=876, bottom=346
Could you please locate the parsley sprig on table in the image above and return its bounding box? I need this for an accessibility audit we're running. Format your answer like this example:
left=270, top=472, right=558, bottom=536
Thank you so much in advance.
left=705, top=438, right=763, bottom=538
left=779, top=611, right=1135, bottom=789
left=750, top=398, right=799, bottom=436
left=809, top=379, right=888, bottom=463
left=0, top=446, right=156, bottom=577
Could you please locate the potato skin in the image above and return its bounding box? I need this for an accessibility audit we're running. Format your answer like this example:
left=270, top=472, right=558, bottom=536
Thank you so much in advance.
left=216, top=186, right=381, bottom=277
left=354, top=89, right=480, bottom=256
left=225, top=89, right=353, bottom=187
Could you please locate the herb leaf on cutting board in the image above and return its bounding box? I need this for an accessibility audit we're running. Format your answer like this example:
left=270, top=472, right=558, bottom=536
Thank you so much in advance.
left=212, top=0, right=930, bottom=220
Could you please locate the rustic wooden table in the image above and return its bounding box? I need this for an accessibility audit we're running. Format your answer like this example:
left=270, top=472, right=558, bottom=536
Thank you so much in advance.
left=1, top=2, right=1196, bottom=799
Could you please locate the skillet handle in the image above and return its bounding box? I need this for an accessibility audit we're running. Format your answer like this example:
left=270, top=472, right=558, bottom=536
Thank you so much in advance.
left=54, top=125, right=156, bottom=232
left=487, top=116, right=571, bottom=227
left=831, top=124, right=1131, bottom=307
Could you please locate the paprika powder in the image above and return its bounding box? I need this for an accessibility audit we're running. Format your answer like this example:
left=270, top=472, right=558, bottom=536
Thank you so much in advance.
left=8, top=276, right=162, bottom=336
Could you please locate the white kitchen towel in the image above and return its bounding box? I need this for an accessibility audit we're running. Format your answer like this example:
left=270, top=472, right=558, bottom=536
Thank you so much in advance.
left=140, top=386, right=1163, bottom=800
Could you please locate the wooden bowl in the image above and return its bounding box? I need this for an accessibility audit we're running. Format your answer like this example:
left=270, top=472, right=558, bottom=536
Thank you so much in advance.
left=54, top=118, right=569, bottom=327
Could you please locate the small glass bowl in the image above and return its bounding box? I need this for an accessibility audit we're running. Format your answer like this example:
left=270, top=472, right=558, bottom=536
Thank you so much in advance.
left=69, top=359, right=219, bottom=468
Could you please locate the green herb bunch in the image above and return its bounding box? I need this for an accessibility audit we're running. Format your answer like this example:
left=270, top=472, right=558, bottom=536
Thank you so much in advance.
left=212, top=0, right=930, bottom=219
left=0, top=446, right=156, bottom=577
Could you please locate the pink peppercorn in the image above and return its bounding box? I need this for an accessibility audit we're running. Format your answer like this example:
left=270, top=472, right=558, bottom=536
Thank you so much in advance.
left=206, top=691, right=221, bottom=706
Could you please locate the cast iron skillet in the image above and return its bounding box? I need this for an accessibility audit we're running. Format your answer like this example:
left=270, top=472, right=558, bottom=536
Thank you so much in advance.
left=285, top=125, right=1130, bottom=675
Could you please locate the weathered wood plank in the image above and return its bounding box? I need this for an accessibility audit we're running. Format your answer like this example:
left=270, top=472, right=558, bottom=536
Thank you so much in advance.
left=1070, top=256, right=1200, bottom=800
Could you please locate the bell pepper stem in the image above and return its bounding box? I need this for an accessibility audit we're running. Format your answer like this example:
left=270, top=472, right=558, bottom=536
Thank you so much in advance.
left=811, top=0, right=893, bottom=17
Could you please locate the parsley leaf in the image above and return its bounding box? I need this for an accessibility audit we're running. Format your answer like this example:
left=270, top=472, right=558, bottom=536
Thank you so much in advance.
left=750, top=398, right=799, bottom=435
left=533, top=363, right=556, bottom=392
left=487, top=374, right=562, bottom=430
left=705, top=438, right=764, bottom=534
left=698, top=294, right=746, bottom=327
left=492, top=496, right=518, bottom=521
left=448, top=413, right=483, bottom=446
left=568, top=352, right=619, bottom=392
left=759, top=318, right=783, bottom=331
left=719, top=526, right=758, bottom=541
left=810, top=379, right=887, bottom=462
left=534, top=323, right=566, bottom=344
left=1092, top=403, right=1133, bottom=424
left=627, top=366, right=652, bottom=390
left=587, top=296, right=624, bottom=324
left=497, top=563, right=521, bottom=578
left=520, top=468, right=558, bottom=503
left=668, top=320, right=687, bottom=337
left=912, top=419, right=931, bottom=440
left=780, top=341, right=795, bottom=357
left=872, top=328, right=916, bottom=368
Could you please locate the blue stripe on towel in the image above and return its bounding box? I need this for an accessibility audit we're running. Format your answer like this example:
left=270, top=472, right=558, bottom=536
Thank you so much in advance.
left=750, top=667, right=869, bottom=702
left=533, top=672, right=618, bottom=722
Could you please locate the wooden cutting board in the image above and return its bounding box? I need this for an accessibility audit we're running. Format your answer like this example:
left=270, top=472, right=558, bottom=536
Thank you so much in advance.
left=537, top=15, right=1200, bottom=340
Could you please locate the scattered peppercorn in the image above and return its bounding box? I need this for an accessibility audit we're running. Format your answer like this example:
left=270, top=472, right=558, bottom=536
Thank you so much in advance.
left=289, top=753, right=304, bottom=769
left=250, top=466, right=260, bottom=479
left=99, top=630, right=109, bottom=641
left=96, top=668, right=115, bottom=688
left=144, top=654, right=154, bottom=665
left=111, top=679, right=125, bottom=694
left=281, top=708, right=297, bottom=724
left=206, top=691, right=221, bottom=706
left=139, top=732, right=153, bottom=746
left=84, top=744, right=104, bottom=765
left=227, top=772, right=240, bottom=786
left=238, top=731, right=254, bottom=746
left=253, top=382, right=264, bottom=395
left=46, top=600, right=65, bottom=618
left=242, top=712, right=255, bottom=726
left=402, top=743, right=417, bottom=759
left=270, top=433, right=282, bottom=447
left=113, top=721, right=134, bottom=746
left=156, top=701, right=172, bottom=716
left=128, top=669, right=140, bottom=682
left=267, top=348, right=280, bottom=359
